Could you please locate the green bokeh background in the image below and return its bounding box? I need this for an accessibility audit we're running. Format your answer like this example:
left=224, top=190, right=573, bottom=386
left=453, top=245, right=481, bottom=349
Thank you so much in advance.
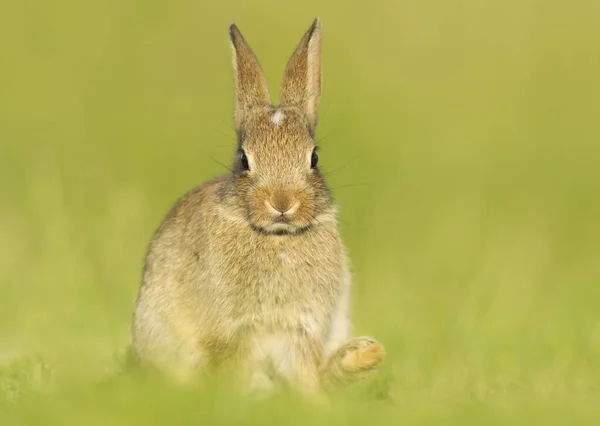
left=1, top=0, right=599, bottom=423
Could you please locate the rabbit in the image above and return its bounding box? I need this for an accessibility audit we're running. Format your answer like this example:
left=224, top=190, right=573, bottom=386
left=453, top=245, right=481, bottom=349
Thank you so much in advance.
left=131, top=18, right=385, bottom=398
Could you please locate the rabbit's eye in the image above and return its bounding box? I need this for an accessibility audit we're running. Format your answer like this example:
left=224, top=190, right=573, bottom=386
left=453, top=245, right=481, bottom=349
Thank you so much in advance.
left=240, top=151, right=250, bottom=171
left=311, top=148, right=319, bottom=169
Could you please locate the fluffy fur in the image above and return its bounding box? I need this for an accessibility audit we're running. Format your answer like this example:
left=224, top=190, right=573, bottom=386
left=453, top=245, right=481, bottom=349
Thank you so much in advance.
left=131, top=18, right=385, bottom=398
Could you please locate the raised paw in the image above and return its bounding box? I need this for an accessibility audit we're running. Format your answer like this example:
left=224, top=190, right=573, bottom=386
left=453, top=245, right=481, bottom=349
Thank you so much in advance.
left=339, top=336, right=386, bottom=376
left=321, top=336, right=386, bottom=389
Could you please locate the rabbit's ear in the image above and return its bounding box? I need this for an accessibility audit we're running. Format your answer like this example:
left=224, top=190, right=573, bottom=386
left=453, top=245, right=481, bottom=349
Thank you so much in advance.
left=229, top=24, right=271, bottom=131
left=279, top=18, right=322, bottom=131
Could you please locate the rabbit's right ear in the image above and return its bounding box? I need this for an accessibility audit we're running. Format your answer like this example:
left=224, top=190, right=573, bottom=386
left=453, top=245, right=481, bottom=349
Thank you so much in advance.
left=279, top=18, right=322, bottom=132
left=229, top=24, right=271, bottom=132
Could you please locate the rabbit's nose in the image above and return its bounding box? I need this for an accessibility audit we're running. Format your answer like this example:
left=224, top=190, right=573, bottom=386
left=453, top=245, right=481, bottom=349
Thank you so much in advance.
left=267, top=192, right=299, bottom=215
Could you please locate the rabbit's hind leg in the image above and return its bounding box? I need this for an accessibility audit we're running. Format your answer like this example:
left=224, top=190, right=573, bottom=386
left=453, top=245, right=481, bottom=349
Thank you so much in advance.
left=319, top=337, right=385, bottom=390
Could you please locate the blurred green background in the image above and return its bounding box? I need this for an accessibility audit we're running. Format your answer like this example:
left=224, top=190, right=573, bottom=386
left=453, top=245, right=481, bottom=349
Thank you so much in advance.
left=1, top=0, right=599, bottom=423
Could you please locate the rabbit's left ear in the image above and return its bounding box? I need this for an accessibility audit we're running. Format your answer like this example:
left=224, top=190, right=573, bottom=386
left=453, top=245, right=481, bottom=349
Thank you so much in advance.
left=230, top=24, right=272, bottom=131
left=279, top=18, right=322, bottom=132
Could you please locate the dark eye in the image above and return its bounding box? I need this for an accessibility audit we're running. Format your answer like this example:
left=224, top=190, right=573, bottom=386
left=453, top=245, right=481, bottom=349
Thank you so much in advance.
left=310, top=149, right=319, bottom=169
left=240, top=150, right=249, bottom=171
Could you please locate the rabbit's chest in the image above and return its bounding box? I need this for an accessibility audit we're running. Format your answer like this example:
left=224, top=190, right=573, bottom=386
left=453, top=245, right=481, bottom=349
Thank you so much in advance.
left=210, top=234, right=342, bottom=328
left=237, top=247, right=338, bottom=308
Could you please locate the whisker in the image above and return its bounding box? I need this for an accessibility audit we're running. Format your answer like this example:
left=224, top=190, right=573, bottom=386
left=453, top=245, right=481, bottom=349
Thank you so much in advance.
left=314, top=133, right=334, bottom=146
left=319, top=102, right=333, bottom=123
left=211, top=129, right=238, bottom=143
left=220, top=118, right=237, bottom=134
left=329, top=183, right=373, bottom=191
left=210, top=144, right=237, bottom=149
left=321, top=156, right=359, bottom=178
left=205, top=154, right=233, bottom=173
left=338, top=217, right=350, bottom=227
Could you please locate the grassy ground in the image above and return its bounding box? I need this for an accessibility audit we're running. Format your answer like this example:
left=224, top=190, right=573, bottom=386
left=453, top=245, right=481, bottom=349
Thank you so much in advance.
left=1, top=0, right=599, bottom=424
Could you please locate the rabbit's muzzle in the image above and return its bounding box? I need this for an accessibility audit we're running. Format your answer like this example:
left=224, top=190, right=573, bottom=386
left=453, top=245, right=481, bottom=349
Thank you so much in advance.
left=248, top=185, right=313, bottom=234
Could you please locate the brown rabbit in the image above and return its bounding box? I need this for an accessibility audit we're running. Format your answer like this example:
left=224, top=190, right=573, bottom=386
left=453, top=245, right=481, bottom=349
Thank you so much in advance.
left=131, top=18, right=385, bottom=398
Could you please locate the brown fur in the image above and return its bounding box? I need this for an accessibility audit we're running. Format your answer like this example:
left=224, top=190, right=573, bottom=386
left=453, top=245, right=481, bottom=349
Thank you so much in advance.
left=131, top=18, right=385, bottom=398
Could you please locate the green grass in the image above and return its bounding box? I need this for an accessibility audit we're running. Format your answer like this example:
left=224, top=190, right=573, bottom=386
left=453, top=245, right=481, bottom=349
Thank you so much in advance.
left=1, top=0, right=600, bottom=423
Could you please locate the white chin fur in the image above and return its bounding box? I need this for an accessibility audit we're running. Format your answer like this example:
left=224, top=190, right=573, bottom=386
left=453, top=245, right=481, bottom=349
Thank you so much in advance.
left=266, top=222, right=300, bottom=233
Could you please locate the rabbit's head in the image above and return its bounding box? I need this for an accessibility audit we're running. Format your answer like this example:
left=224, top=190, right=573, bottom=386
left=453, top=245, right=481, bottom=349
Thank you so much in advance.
left=225, top=19, right=334, bottom=235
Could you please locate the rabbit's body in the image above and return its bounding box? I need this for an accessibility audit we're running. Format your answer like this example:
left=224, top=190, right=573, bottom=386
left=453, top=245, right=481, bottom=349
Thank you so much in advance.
left=132, top=19, right=384, bottom=397
left=134, top=176, right=350, bottom=391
